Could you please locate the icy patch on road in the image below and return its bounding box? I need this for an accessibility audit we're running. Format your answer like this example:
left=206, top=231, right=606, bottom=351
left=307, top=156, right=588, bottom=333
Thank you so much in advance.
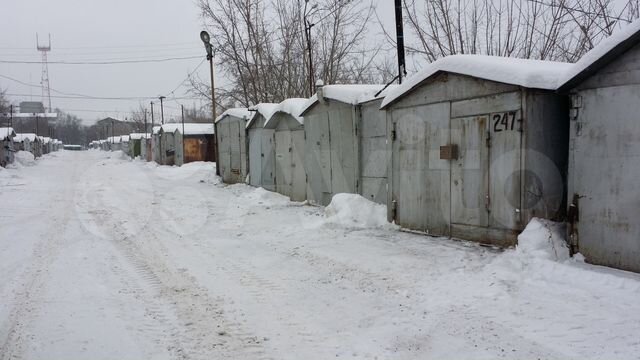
left=323, top=193, right=397, bottom=230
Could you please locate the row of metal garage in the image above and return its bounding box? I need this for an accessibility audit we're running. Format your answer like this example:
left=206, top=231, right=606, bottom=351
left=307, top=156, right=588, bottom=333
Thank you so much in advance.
left=215, top=21, right=640, bottom=273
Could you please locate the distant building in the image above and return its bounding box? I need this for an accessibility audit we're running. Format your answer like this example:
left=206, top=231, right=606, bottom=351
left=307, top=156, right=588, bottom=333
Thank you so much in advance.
left=19, top=102, right=45, bottom=114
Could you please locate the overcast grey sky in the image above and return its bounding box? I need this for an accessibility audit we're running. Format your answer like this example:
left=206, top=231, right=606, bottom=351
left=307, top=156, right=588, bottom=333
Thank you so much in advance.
left=0, top=0, right=394, bottom=125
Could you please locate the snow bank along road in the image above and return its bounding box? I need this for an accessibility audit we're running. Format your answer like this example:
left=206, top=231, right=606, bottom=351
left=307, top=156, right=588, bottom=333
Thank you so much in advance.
left=1, top=150, right=639, bottom=360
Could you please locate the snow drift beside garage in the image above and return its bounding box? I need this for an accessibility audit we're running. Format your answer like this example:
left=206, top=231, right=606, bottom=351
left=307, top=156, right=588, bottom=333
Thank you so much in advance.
left=381, top=55, right=573, bottom=108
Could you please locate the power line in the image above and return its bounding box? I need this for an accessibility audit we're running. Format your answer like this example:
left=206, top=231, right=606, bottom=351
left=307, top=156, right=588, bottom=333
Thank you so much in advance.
left=0, top=55, right=202, bottom=65
left=3, top=92, right=203, bottom=101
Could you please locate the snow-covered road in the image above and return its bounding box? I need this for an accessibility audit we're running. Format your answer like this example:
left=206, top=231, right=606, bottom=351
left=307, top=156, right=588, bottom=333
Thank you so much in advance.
left=1, top=150, right=639, bottom=360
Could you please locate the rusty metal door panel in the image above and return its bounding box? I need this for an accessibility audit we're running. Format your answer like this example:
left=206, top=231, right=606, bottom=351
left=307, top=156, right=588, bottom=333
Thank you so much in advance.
left=183, top=137, right=205, bottom=163
left=329, top=108, right=357, bottom=196
left=392, top=103, right=450, bottom=234
left=488, top=110, right=522, bottom=229
left=261, top=129, right=276, bottom=191
left=248, top=128, right=262, bottom=186
left=275, top=130, right=292, bottom=197
left=290, top=129, right=306, bottom=202
left=304, top=112, right=332, bottom=205
left=451, top=115, right=489, bottom=227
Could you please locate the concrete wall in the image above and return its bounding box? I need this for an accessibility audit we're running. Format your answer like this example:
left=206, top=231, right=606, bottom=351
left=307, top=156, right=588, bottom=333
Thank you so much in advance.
left=216, top=115, right=248, bottom=184
left=387, top=73, right=569, bottom=246
left=567, top=45, right=640, bottom=272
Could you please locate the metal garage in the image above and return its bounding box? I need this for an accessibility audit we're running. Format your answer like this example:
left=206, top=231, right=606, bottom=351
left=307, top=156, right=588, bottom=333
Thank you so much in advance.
left=381, top=55, right=571, bottom=246
left=215, top=108, right=252, bottom=184
left=246, top=104, right=278, bottom=191
left=263, top=98, right=307, bottom=201
left=300, top=84, right=388, bottom=206
left=559, top=22, right=640, bottom=272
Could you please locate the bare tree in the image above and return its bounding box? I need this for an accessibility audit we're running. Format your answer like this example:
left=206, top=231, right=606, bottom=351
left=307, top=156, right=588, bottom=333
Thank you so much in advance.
left=0, top=88, right=9, bottom=115
left=384, top=0, right=639, bottom=65
left=196, top=0, right=379, bottom=110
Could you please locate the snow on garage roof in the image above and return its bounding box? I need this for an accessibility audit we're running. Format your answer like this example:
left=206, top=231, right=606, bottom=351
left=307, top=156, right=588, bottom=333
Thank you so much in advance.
left=264, top=98, right=308, bottom=128
left=246, top=103, right=278, bottom=129
left=380, top=54, right=573, bottom=109
left=0, top=127, right=16, bottom=140
left=559, top=19, right=640, bottom=91
left=299, top=84, right=387, bottom=116
left=152, top=126, right=162, bottom=135
left=215, top=108, right=252, bottom=123
left=15, top=133, right=38, bottom=142
left=129, top=133, right=150, bottom=140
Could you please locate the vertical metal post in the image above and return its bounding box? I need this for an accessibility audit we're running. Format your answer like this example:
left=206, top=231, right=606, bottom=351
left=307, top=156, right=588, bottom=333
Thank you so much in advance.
left=181, top=104, right=185, bottom=164
left=144, top=109, right=148, bottom=139
left=304, top=0, right=314, bottom=96
left=395, top=0, right=406, bottom=84
left=159, top=96, right=166, bottom=125
left=112, top=119, right=114, bottom=150
left=9, top=105, right=13, bottom=128
left=208, top=46, right=219, bottom=175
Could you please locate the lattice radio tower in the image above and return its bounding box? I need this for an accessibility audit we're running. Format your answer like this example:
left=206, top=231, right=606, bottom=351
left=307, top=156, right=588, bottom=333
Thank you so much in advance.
left=36, top=33, right=52, bottom=112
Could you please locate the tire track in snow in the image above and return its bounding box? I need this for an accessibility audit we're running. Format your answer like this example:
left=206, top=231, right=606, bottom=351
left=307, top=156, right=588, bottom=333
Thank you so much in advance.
left=0, top=161, right=78, bottom=360
left=76, top=161, right=273, bottom=360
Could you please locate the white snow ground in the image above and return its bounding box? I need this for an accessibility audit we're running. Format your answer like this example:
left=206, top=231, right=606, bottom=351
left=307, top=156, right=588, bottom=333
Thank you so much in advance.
left=1, top=150, right=639, bottom=360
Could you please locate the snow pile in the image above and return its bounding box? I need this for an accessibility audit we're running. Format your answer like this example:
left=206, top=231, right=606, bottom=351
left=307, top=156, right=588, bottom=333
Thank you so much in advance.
left=323, top=193, right=395, bottom=229
left=381, top=54, right=573, bottom=108
left=514, top=218, right=569, bottom=261
left=13, top=151, right=36, bottom=167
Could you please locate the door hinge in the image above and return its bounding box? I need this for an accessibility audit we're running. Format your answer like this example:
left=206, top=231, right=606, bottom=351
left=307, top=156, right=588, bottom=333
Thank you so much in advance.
left=391, top=123, right=397, bottom=141
left=486, top=130, right=492, bottom=148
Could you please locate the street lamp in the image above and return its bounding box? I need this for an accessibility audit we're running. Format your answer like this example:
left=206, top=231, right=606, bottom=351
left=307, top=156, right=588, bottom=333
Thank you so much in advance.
left=200, top=30, right=219, bottom=175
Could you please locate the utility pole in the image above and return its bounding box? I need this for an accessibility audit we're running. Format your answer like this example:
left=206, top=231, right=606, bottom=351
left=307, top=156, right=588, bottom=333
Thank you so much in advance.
left=111, top=119, right=115, bottom=150
left=200, top=30, right=219, bottom=175
left=304, top=0, right=315, bottom=97
left=9, top=105, right=13, bottom=128
left=395, top=0, right=407, bottom=84
left=150, top=101, right=155, bottom=138
left=159, top=96, right=166, bottom=125
left=35, top=113, right=39, bottom=136
left=144, top=108, right=148, bottom=139
left=181, top=104, right=185, bottom=163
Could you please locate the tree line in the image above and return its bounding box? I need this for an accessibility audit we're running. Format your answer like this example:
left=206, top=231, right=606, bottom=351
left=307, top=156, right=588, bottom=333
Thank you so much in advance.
left=191, top=0, right=640, bottom=111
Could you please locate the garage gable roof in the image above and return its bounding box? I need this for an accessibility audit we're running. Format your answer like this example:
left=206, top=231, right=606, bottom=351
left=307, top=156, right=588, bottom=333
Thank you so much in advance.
left=380, top=54, right=572, bottom=109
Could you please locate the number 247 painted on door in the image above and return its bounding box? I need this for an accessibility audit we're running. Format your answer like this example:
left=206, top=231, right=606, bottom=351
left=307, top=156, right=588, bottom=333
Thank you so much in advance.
left=492, top=111, right=521, bottom=132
